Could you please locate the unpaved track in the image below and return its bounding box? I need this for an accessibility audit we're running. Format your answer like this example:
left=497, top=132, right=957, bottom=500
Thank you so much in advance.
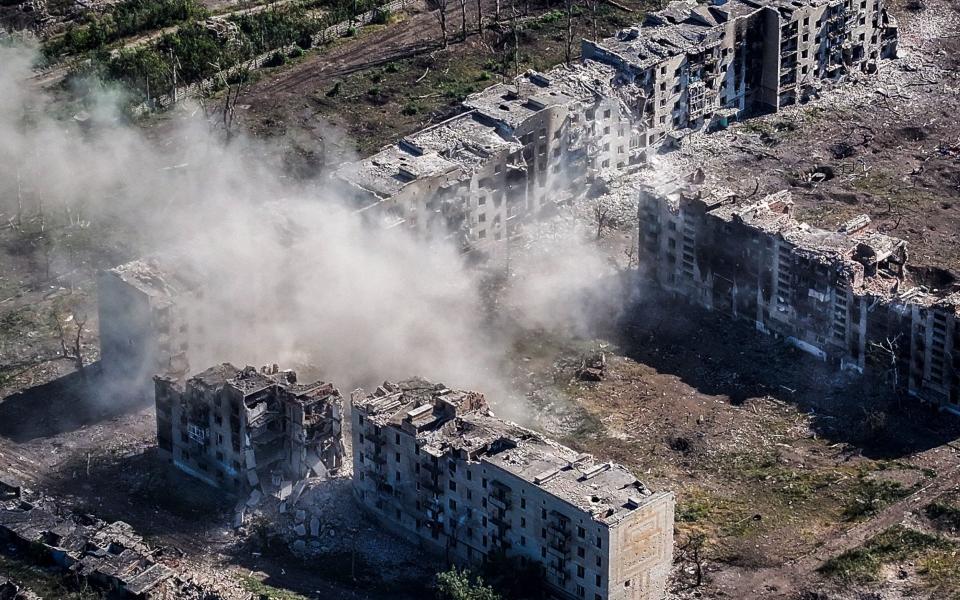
left=242, top=0, right=498, bottom=101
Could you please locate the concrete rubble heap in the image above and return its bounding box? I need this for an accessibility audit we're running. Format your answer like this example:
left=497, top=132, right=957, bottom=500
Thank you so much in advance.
left=351, top=378, right=675, bottom=600
left=0, top=576, right=40, bottom=600
left=155, top=363, right=345, bottom=497
left=637, top=172, right=960, bottom=412
left=0, top=483, right=252, bottom=600
left=335, top=0, right=898, bottom=263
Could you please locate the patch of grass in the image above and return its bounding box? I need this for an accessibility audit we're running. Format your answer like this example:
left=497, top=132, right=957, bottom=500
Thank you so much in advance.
left=842, top=477, right=913, bottom=520
left=820, top=525, right=956, bottom=584
left=239, top=576, right=310, bottom=600
left=0, top=553, right=103, bottom=599
left=729, top=452, right=842, bottom=503
left=676, top=490, right=722, bottom=524
left=918, top=550, right=960, bottom=598
left=926, top=499, right=960, bottom=532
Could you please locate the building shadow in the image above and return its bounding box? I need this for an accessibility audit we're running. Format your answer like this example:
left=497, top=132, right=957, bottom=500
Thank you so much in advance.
left=0, top=362, right=152, bottom=443
left=609, top=289, right=960, bottom=459
left=38, top=445, right=236, bottom=545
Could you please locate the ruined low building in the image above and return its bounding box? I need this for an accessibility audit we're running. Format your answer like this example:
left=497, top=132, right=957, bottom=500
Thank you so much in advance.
left=0, top=488, right=176, bottom=599
left=155, top=364, right=344, bottom=495
left=0, top=484, right=253, bottom=599
left=351, top=379, right=675, bottom=600
left=637, top=175, right=960, bottom=412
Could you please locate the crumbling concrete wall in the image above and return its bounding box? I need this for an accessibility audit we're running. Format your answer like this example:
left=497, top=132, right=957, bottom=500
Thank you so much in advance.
left=637, top=175, right=960, bottom=412
left=155, top=364, right=344, bottom=495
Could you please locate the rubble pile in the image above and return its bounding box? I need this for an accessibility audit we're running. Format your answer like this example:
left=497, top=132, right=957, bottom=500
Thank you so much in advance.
left=576, top=351, right=607, bottom=382
left=0, top=577, right=40, bottom=600
left=0, top=483, right=253, bottom=600
left=267, top=474, right=428, bottom=581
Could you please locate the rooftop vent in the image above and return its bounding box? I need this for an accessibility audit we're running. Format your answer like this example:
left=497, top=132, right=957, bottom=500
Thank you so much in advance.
left=579, top=462, right=612, bottom=481
left=528, top=71, right=552, bottom=86
left=534, top=467, right=563, bottom=485
left=396, top=166, right=419, bottom=182
left=399, top=139, right=424, bottom=156
left=617, top=26, right=640, bottom=41
left=525, top=97, right=547, bottom=110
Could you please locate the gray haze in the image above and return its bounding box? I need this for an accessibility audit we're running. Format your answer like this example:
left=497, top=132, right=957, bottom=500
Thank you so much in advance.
left=0, top=43, right=625, bottom=420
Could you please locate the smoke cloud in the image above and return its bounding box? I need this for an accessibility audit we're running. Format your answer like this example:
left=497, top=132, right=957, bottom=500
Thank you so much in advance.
left=0, top=42, right=624, bottom=421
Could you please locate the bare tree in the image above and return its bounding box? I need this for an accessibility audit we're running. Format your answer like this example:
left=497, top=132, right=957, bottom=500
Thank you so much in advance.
left=458, top=0, right=468, bottom=40
left=433, top=0, right=451, bottom=48
left=585, top=0, right=599, bottom=40
left=475, top=0, right=483, bottom=33
left=593, top=197, right=612, bottom=240
left=675, top=533, right=706, bottom=589
left=217, top=61, right=253, bottom=141
left=564, top=0, right=574, bottom=65
left=510, top=0, right=521, bottom=82
left=15, top=165, right=23, bottom=230
left=55, top=311, right=88, bottom=373
left=868, top=334, right=903, bottom=391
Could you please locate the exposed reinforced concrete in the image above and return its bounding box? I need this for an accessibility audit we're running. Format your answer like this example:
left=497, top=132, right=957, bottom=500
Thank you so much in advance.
left=636, top=174, right=960, bottom=412
left=155, top=364, right=345, bottom=495
left=335, top=0, right=898, bottom=262
left=351, top=378, right=675, bottom=600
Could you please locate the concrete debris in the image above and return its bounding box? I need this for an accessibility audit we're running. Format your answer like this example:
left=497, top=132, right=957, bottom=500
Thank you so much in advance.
left=154, top=363, right=345, bottom=498
left=0, top=484, right=253, bottom=600
left=576, top=351, right=608, bottom=381
left=637, top=173, right=960, bottom=411
left=0, top=577, right=40, bottom=600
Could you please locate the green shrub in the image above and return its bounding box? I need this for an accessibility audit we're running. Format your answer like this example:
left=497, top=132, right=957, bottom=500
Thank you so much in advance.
left=435, top=568, right=501, bottom=600
left=44, top=0, right=207, bottom=58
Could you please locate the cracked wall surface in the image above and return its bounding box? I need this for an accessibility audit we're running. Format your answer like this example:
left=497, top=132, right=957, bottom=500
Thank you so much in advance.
left=637, top=173, right=959, bottom=412
left=351, top=378, right=674, bottom=600
left=155, top=364, right=344, bottom=495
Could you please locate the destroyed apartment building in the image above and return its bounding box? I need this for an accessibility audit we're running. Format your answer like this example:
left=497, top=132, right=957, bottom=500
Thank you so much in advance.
left=154, top=363, right=344, bottom=495
left=351, top=379, right=675, bottom=600
left=98, top=257, right=197, bottom=387
left=335, top=0, right=898, bottom=262
left=0, top=482, right=251, bottom=599
left=636, top=174, right=960, bottom=412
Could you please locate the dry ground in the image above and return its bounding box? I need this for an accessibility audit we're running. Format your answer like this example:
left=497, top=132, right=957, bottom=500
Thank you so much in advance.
left=2, top=0, right=960, bottom=598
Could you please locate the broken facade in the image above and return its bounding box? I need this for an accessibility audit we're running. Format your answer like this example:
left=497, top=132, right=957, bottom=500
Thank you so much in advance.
left=351, top=379, right=675, bottom=600
left=336, top=65, right=639, bottom=264
left=335, top=0, right=897, bottom=263
left=637, top=174, right=960, bottom=412
left=0, top=484, right=252, bottom=599
left=154, top=363, right=344, bottom=495
left=97, top=257, right=197, bottom=386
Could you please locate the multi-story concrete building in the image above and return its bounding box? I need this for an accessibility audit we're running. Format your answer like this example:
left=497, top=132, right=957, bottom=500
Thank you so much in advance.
left=335, top=0, right=898, bottom=262
left=97, top=257, right=196, bottom=387
left=336, top=63, right=642, bottom=263
left=351, top=378, right=675, bottom=600
left=154, top=363, right=344, bottom=495
left=636, top=174, right=960, bottom=412
left=584, top=0, right=898, bottom=144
